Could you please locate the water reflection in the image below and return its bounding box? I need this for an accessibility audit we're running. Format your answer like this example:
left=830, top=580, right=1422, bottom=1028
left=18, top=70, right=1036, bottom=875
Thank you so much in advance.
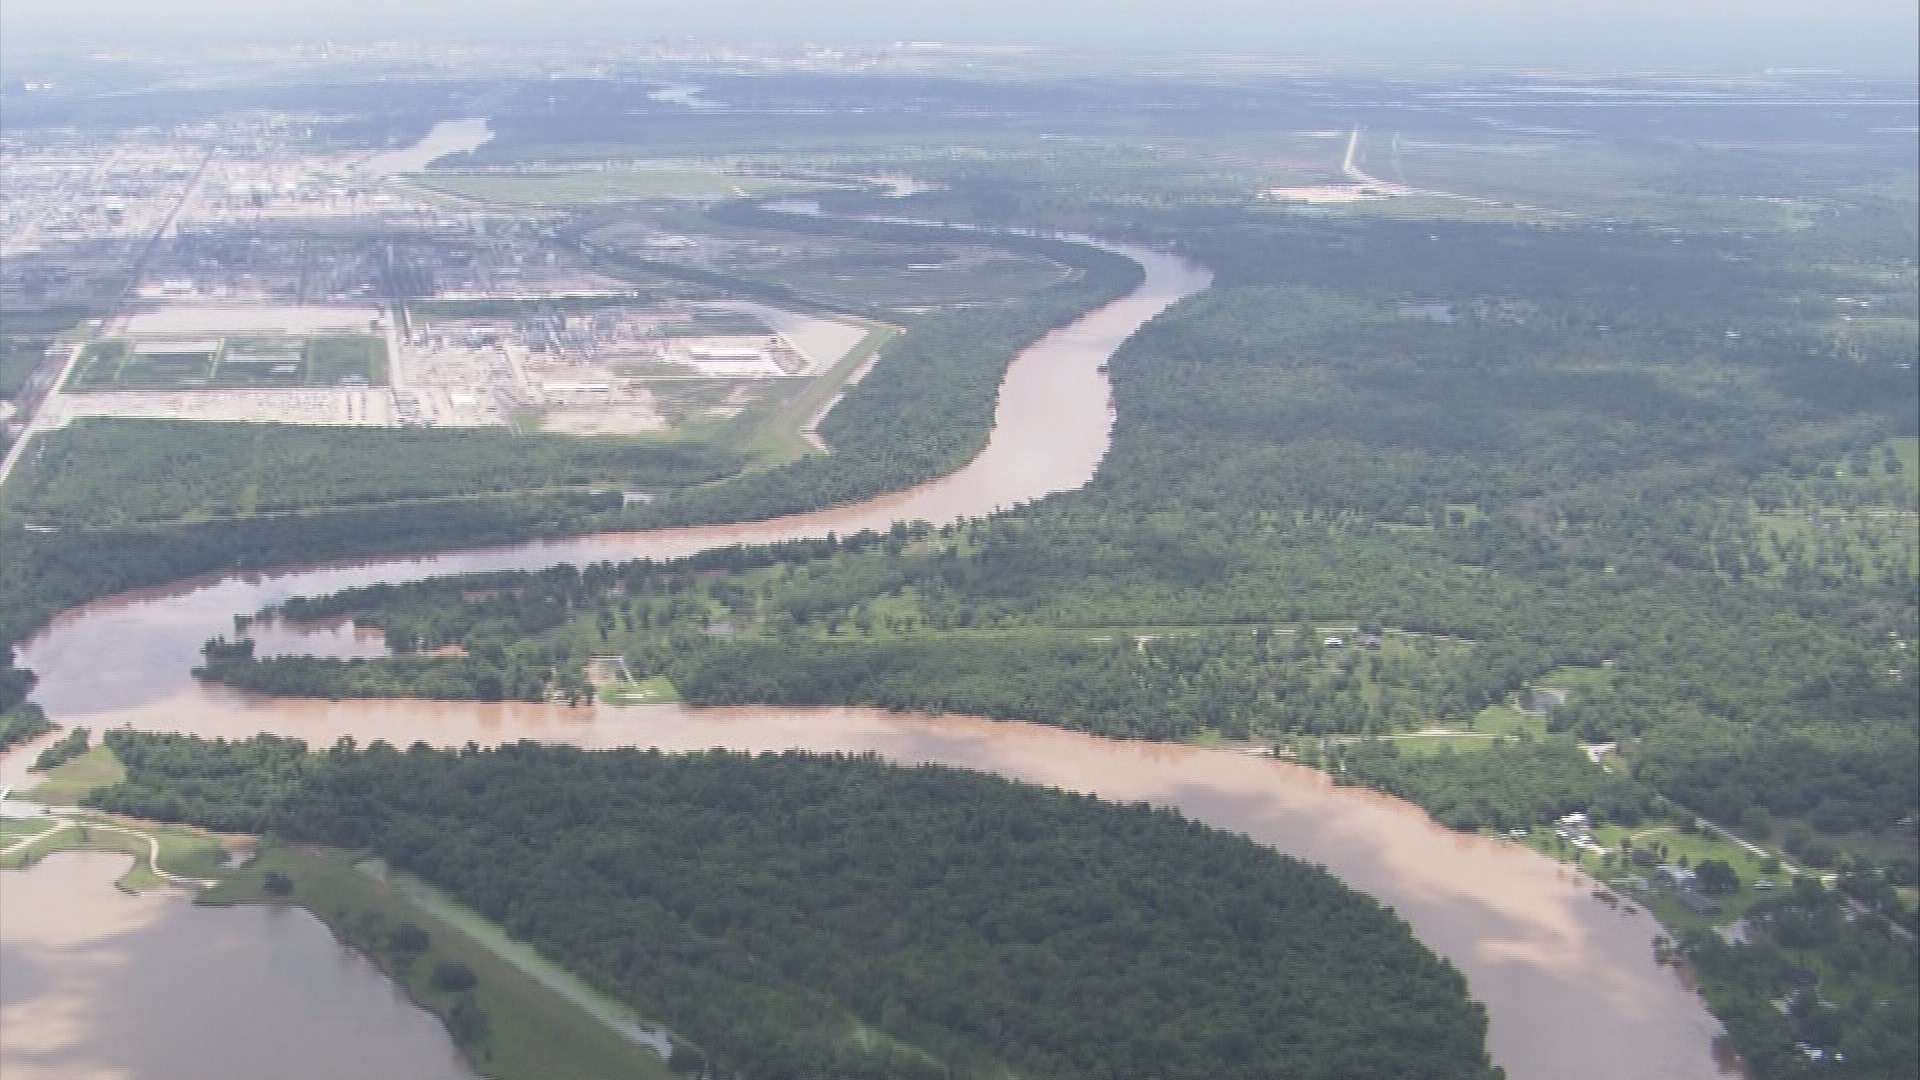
left=1, top=852, right=474, bottom=1080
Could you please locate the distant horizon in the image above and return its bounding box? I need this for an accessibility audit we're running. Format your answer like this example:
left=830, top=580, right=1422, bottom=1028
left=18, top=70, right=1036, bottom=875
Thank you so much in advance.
left=2, top=1, right=1916, bottom=77
left=3, top=39, right=1918, bottom=86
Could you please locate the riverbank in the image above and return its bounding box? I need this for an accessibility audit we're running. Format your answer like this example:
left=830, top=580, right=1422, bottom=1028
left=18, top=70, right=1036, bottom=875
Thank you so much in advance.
left=0, top=848, right=477, bottom=1080
left=206, top=845, right=676, bottom=1080
left=1, top=782, right=676, bottom=1080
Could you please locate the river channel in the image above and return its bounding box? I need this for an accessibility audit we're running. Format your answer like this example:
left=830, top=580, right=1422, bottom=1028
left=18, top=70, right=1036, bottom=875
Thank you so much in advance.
left=1, top=235, right=1732, bottom=1079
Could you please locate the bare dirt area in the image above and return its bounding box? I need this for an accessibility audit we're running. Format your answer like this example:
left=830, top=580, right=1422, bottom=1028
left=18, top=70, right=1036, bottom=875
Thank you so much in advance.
left=714, top=303, right=868, bottom=375
left=49, top=387, right=396, bottom=427
left=115, top=304, right=383, bottom=337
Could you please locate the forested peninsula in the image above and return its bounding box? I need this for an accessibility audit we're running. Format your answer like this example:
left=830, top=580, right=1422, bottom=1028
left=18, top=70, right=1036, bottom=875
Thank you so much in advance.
left=88, top=732, right=1504, bottom=1080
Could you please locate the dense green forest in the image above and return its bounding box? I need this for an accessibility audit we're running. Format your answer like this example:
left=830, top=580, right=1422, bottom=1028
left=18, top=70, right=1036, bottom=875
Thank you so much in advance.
left=200, top=206, right=1916, bottom=1077
left=3, top=420, right=740, bottom=528
left=89, top=732, right=1501, bottom=1080
left=0, top=658, right=51, bottom=754
left=229, top=208, right=1920, bottom=841
left=0, top=705, right=52, bottom=755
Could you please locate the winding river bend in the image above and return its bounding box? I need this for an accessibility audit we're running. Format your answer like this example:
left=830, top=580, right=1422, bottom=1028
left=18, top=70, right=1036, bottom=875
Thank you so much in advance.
left=3, top=242, right=1731, bottom=1080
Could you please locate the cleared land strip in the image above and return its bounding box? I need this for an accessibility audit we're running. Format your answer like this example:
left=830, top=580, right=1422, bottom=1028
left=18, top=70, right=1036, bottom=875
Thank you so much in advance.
left=755, top=320, right=899, bottom=460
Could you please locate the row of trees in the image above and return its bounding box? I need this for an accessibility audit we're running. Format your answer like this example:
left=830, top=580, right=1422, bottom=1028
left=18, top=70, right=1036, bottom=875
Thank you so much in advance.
left=31, top=726, right=88, bottom=772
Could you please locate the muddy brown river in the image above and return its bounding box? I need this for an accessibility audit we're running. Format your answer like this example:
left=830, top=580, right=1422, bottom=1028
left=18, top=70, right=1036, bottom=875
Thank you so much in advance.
left=1, top=242, right=1732, bottom=1079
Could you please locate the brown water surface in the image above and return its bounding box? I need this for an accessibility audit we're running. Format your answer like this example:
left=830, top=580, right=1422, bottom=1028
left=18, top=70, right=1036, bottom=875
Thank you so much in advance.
left=2, top=242, right=1733, bottom=1079
left=0, top=852, right=475, bottom=1080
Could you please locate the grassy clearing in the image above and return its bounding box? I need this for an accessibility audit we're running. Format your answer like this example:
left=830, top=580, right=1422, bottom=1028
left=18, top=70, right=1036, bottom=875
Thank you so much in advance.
left=0, top=817, right=60, bottom=844
left=306, top=334, right=389, bottom=384
left=597, top=676, right=682, bottom=706
left=731, top=320, right=900, bottom=464
left=1471, top=704, right=1548, bottom=737
left=23, top=743, right=126, bottom=804
left=415, top=167, right=822, bottom=206
left=205, top=845, right=675, bottom=1080
left=1535, top=665, right=1615, bottom=693
left=0, top=816, right=228, bottom=891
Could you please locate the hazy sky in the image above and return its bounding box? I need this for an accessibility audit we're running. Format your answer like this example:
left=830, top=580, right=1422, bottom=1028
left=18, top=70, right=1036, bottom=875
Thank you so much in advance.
left=5, top=0, right=1917, bottom=73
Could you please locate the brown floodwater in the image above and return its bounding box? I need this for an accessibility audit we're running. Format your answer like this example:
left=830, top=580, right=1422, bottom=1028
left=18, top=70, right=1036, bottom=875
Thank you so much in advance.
left=0, top=852, right=475, bottom=1080
left=2, top=242, right=1733, bottom=1079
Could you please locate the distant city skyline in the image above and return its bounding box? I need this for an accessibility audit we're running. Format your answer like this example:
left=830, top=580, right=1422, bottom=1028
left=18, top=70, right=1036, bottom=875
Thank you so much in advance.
left=3, top=0, right=1917, bottom=74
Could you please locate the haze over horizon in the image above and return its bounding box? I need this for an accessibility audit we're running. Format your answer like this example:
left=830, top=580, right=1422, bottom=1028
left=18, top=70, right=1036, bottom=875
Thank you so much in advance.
left=2, top=0, right=1917, bottom=75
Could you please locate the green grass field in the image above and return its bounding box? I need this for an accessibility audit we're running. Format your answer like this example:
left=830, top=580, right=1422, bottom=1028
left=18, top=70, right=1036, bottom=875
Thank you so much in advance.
left=596, top=676, right=682, bottom=706
left=0, top=817, right=59, bottom=844
left=23, top=743, right=127, bottom=804
left=205, top=846, right=675, bottom=1080
left=307, top=334, right=389, bottom=383
left=415, top=167, right=823, bottom=206
left=0, top=815, right=229, bottom=891
left=66, top=335, right=388, bottom=391
left=729, top=320, right=899, bottom=464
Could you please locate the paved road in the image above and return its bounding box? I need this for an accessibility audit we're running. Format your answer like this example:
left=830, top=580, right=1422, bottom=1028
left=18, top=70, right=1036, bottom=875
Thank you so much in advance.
left=0, top=146, right=214, bottom=496
left=0, top=342, right=84, bottom=493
